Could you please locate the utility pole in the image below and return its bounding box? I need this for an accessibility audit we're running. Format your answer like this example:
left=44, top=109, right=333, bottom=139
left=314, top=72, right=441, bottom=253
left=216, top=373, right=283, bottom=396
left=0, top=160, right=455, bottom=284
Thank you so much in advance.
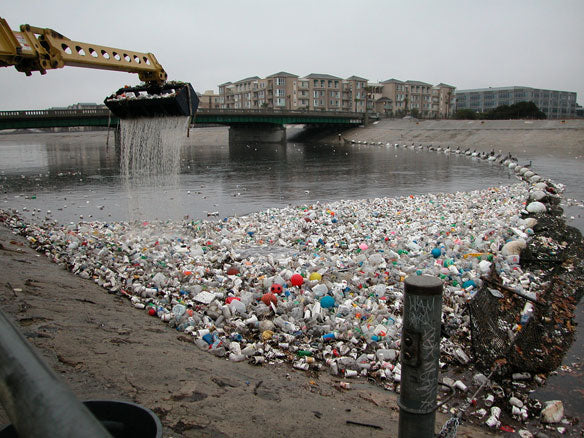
left=398, top=275, right=443, bottom=438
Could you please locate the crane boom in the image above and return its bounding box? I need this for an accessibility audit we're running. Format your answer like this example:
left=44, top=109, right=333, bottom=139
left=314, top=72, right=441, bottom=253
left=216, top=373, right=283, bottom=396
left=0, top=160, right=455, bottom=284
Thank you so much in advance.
left=0, top=17, right=198, bottom=118
left=0, top=17, right=167, bottom=83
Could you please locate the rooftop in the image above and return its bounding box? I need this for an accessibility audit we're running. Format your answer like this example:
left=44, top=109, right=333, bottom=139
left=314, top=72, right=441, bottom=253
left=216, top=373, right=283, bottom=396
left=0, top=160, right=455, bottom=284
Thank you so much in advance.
left=234, top=76, right=261, bottom=84
left=346, top=75, right=368, bottom=81
left=405, top=80, right=433, bottom=86
left=266, top=71, right=299, bottom=78
left=303, top=73, right=343, bottom=80
left=455, top=86, right=576, bottom=94
left=435, top=83, right=456, bottom=89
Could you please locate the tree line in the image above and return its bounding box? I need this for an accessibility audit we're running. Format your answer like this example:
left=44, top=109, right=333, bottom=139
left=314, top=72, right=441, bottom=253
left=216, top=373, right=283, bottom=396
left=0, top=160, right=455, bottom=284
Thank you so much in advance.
left=454, top=101, right=546, bottom=120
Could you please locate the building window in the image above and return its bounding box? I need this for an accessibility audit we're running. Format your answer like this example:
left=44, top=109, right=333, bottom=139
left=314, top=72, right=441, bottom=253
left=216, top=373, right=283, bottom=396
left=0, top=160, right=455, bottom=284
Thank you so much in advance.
left=276, top=89, right=285, bottom=97
left=275, top=98, right=286, bottom=106
left=275, top=78, right=285, bottom=86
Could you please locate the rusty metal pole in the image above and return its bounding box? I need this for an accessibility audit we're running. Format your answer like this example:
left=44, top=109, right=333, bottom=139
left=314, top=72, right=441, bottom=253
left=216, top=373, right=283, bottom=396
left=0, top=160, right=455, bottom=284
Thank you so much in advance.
left=398, top=275, right=443, bottom=438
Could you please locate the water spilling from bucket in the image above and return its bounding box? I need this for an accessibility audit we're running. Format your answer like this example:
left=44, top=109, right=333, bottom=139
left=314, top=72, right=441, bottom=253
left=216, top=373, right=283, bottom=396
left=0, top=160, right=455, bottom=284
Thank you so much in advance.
left=118, top=116, right=189, bottom=220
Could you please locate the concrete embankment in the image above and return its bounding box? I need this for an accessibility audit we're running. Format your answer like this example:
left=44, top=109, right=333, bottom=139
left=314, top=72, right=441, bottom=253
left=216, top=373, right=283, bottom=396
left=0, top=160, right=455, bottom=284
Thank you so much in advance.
left=331, top=118, right=584, bottom=155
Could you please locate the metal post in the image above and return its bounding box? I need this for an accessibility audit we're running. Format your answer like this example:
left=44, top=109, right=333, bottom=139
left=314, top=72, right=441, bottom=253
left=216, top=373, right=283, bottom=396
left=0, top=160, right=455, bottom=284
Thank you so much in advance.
left=106, top=112, right=111, bottom=147
left=398, top=275, right=443, bottom=438
left=0, top=308, right=112, bottom=437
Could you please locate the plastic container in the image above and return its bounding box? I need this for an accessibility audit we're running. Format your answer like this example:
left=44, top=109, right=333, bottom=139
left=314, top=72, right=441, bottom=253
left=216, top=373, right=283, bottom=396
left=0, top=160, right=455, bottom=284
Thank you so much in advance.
left=0, top=400, right=162, bottom=438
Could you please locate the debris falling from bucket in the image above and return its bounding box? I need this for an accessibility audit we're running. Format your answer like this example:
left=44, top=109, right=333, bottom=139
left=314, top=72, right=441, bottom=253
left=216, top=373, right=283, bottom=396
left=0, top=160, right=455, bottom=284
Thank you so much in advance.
left=119, top=116, right=189, bottom=220
left=119, top=116, right=188, bottom=177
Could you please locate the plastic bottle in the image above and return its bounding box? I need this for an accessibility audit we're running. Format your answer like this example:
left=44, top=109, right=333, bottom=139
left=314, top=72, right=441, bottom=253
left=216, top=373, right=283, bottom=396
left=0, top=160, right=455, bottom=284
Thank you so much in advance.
left=520, top=302, right=534, bottom=325
left=322, top=332, right=337, bottom=341
left=172, top=304, right=186, bottom=319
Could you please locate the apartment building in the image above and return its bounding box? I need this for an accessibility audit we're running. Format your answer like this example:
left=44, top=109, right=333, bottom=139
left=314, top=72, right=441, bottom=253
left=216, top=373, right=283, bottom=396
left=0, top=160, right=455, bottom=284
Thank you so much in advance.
left=344, top=76, right=368, bottom=112
left=432, top=83, right=456, bottom=118
left=217, top=73, right=454, bottom=117
left=197, top=90, right=221, bottom=109
left=377, top=79, right=455, bottom=118
left=379, top=79, right=407, bottom=114
left=218, top=72, right=367, bottom=112
left=304, top=73, right=343, bottom=111
left=455, top=86, right=577, bottom=119
left=363, top=83, right=389, bottom=114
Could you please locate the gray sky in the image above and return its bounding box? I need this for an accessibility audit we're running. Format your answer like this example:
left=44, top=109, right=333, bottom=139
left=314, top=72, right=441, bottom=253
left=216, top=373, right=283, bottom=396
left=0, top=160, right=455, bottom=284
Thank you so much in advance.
left=1, top=0, right=583, bottom=110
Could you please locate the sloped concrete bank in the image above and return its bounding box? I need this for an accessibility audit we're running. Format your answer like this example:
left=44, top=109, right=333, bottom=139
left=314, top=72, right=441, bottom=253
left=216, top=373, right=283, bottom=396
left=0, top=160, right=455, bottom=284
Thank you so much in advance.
left=332, top=119, right=584, bottom=154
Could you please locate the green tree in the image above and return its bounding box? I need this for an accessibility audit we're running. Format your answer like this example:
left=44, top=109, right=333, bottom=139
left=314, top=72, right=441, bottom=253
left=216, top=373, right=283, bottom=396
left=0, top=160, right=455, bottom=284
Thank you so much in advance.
left=454, top=109, right=478, bottom=119
left=484, top=101, right=546, bottom=119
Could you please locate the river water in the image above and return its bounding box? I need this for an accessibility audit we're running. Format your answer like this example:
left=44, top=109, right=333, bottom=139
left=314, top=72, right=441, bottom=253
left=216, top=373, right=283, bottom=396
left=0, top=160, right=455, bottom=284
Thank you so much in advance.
left=0, top=130, right=525, bottom=223
left=0, top=128, right=583, bottom=418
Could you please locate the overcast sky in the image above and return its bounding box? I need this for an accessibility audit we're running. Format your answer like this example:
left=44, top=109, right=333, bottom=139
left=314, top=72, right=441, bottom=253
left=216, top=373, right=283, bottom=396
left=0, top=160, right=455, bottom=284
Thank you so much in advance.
left=1, top=0, right=583, bottom=110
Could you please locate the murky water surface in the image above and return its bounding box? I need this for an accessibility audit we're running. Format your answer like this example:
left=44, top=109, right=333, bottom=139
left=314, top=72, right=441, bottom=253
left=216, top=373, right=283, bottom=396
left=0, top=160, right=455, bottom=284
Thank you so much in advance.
left=0, top=131, right=528, bottom=223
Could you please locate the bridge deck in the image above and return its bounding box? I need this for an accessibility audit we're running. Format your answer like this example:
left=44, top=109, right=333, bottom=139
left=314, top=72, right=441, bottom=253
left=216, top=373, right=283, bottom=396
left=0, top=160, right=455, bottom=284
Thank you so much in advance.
left=0, top=108, right=364, bottom=130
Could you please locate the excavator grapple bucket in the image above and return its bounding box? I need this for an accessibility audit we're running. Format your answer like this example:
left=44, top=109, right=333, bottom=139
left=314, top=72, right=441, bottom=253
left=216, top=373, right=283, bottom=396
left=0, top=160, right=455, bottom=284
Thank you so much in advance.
left=104, top=81, right=199, bottom=119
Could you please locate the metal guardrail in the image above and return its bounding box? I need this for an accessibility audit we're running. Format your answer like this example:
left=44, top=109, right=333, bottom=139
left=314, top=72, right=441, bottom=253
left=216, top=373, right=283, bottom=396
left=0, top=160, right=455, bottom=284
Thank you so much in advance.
left=0, top=107, right=366, bottom=130
left=0, top=108, right=365, bottom=119
left=0, top=108, right=113, bottom=119
left=195, top=108, right=365, bottom=119
left=0, top=308, right=113, bottom=437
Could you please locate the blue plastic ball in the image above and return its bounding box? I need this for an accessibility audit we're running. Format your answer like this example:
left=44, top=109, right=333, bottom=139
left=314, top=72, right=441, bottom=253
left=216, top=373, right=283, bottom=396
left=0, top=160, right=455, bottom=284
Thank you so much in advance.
left=320, top=295, right=335, bottom=308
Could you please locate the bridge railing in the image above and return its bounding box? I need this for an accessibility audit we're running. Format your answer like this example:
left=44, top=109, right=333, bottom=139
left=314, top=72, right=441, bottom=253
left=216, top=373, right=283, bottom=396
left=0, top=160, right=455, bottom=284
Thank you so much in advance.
left=0, top=108, right=113, bottom=119
left=0, top=107, right=365, bottom=119
left=195, top=108, right=364, bottom=119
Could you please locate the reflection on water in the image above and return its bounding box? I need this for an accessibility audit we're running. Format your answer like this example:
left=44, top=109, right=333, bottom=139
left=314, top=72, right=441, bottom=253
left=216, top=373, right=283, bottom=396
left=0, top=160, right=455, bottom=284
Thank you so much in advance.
left=0, top=131, right=581, bottom=228
left=0, top=132, right=546, bottom=223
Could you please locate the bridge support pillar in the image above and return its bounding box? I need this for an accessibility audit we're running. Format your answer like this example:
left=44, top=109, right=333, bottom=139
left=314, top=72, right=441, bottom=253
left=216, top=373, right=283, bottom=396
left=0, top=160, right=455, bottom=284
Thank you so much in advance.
left=229, top=125, right=286, bottom=143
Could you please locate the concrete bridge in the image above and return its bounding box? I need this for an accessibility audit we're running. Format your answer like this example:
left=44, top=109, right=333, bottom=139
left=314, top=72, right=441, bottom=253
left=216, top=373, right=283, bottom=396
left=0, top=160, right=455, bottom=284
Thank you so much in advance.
left=0, top=108, right=365, bottom=142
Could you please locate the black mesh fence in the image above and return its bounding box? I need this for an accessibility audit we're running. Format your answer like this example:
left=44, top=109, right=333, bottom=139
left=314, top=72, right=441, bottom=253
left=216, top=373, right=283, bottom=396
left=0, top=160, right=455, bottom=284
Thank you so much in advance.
left=468, top=278, right=575, bottom=375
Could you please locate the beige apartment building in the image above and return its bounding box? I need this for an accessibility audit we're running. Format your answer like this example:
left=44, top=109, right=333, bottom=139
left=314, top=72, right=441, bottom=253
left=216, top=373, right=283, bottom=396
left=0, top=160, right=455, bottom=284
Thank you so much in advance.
left=344, top=76, right=368, bottom=112
left=432, top=83, right=456, bottom=119
left=379, top=79, right=455, bottom=118
left=197, top=90, right=221, bottom=109
left=218, top=72, right=367, bottom=112
left=217, top=73, right=454, bottom=118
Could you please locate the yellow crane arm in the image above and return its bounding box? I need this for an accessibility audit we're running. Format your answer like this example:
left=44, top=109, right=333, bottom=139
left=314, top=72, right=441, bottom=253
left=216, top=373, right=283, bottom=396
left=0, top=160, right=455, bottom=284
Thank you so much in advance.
left=0, top=17, right=167, bottom=84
